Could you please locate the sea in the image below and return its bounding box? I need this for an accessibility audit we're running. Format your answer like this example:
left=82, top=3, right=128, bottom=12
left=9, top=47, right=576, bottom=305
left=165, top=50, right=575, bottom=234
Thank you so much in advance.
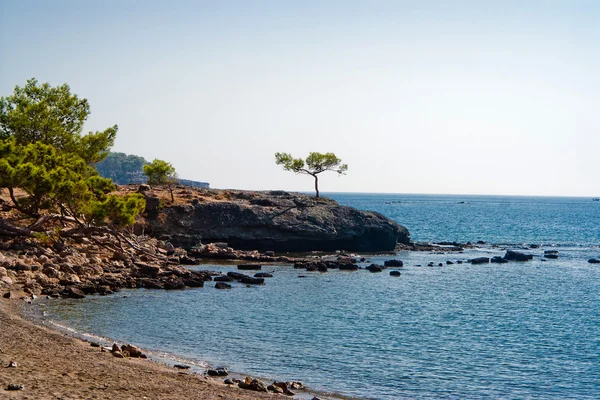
left=37, top=193, right=600, bottom=399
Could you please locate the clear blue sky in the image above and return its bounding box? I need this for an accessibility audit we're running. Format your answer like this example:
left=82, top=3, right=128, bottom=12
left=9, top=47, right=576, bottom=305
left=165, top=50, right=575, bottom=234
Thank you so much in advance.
left=1, top=1, right=599, bottom=196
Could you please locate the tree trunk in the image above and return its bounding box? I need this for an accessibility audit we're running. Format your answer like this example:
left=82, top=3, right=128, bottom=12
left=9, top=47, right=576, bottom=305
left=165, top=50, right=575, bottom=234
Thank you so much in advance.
left=313, top=174, right=319, bottom=198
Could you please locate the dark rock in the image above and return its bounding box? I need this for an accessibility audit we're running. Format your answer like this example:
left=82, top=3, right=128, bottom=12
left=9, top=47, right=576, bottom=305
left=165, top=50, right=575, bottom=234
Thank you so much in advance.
left=238, top=264, right=262, bottom=270
left=384, top=259, right=403, bottom=267
left=3, top=291, right=12, bottom=299
left=138, top=279, right=165, bottom=289
left=179, top=256, right=197, bottom=265
left=338, top=263, right=359, bottom=271
left=135, top=262, right=161, bottom=278
left=215, top=282, right=232, bottom=289
left=214, top=275, right=234, bottom=282
left=470, top=257, right=490, bottom=265
left=62, top=287, right=86, bottom=299
left=456, top=260, right=463, bottom=264
left=545, top=254, right=559, bottom=259
left=544, top=250, right=559, bottom=255
left=476, top=240, right=486, bottom=244
left=241, top=277, right=264, bottom=285
left=239, top=377, right=268, bottom=392
left=174, top=364, right=190, bottom=369
left=6, top=383, right=24, bottom=391
left=504, top=250, right=534, bottom=261
left=163, top=278, right=186, bottom=290
left=389, top=270, right=401, bottom=276
left=446, top=261, right=454, bottom=265
left=224, top=378, right=234, bottom=385
left=144, top=191, right=410, bottom=252
left=227, top=272, right=250, bottom=281
left=142, top=193, right=161, bottom=213
left=367, top=264, right=383, bottom=272
left=254, top=272, right=273, bottom=278
left=491, top=256, right=508, bottom=264
left=207, top=368, right=228, bottom=376
left=588, top=258, right=600, bottom=264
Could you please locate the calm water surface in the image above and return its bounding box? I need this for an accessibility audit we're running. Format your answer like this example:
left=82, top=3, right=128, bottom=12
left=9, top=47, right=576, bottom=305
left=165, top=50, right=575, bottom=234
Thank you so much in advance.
left=41, top=194, right=600, bottom=399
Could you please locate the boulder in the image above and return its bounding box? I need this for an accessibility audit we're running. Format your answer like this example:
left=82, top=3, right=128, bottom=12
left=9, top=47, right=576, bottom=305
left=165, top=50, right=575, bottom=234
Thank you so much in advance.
left=238, top=264, right=262, bottom=270
left=135, top=263, right=162, bottom=278
left=588, top=258, right=600, bottom=264
left=470, top=257, right=490, bottom=265
left=254, top=272, right=273, bottom=278
left=121, top=344, right=144, bottom=358
left=544, top=254, right=559, bottom=259
left=504, top=250, right=533, bottom=262
left=207, top=368, right=228, bottom=376
left=215, top=282, right=232, bottom=289
left=241, top=277, right=264, bottom=285
left=239, top=377, right=268, bottom=392
left=491, top=256, right=508, bottom=264
left=384, top=259, right=403, bottom=267
left=338, top=263, right=359, bottom=271
left=62, top=287, right=86, bottom=299
left=214, top=276, right=234, bottom=282
left=389, top=270, right=401, bottom=276
left=227, top=272, right=250, bottom=281
left=367, top=264, right=383, bottom=272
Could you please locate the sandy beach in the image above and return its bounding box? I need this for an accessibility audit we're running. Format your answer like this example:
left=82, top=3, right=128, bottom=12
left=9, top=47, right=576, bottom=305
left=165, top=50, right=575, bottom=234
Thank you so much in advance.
left=0, top=292, right=274, bottom=400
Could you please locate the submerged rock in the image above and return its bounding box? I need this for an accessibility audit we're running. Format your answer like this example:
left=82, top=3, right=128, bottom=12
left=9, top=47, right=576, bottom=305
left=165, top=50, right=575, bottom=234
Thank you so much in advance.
left=504, top=250, right=534, bottom=261
left=470, top=257, right=490, bottom=265
left=588, top=258, right=600, bottom=264
left=384, top=259, right=403, bottom=267
left=215, top=282, right=232, bottom=289
left=491, top=256, right=508, bottom=264
left=367, top=264, right=383, bottom=272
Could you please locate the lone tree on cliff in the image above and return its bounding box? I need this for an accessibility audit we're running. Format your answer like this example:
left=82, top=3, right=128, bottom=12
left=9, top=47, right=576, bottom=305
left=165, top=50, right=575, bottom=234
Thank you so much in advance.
left=143, top=159, right=178, bottom=202
left=275, top=152, right=348, bottom=198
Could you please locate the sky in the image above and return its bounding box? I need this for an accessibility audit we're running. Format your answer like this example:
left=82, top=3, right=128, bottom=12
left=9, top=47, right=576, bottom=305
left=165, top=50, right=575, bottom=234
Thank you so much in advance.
left=1, top=0, right=599, bottom=196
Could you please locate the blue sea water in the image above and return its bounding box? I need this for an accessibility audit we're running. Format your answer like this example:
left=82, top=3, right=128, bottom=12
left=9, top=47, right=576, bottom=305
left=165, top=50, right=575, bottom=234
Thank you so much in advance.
left=40, top=194, right=600, bottom=399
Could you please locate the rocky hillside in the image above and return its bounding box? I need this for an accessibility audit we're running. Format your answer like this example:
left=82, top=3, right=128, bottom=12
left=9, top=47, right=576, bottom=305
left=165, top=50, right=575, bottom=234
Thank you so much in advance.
left=133, top=186, right=411, bottom=253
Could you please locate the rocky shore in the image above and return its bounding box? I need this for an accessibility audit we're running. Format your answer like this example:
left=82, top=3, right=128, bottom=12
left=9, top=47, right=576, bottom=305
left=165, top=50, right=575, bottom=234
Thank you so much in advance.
left=135, top=186, right=410, bottom=252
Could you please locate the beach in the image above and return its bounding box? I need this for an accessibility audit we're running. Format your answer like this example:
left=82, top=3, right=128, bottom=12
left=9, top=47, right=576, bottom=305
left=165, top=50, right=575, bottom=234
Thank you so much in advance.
left=0, top=291, right=273, bottom=400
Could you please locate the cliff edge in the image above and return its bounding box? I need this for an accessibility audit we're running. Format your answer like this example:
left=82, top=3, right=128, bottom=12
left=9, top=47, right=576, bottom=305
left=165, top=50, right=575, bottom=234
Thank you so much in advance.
left=135, top=187, right=410, bottom=253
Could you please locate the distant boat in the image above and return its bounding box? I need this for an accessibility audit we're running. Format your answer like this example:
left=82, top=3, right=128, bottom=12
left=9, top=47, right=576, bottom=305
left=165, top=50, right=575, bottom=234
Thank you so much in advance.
left=593, top=198, right=600, bottom=201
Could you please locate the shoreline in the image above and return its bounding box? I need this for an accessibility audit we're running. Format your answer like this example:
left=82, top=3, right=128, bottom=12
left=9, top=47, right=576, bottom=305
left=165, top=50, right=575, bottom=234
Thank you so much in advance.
left=2, top=287, right=350, bottom=400
left=0, top=292, right=299, bottom=400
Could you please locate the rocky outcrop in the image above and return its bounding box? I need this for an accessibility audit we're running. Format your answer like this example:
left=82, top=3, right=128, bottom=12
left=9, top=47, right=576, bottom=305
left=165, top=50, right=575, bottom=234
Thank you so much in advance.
left=141, top=189, right=410, bottom=253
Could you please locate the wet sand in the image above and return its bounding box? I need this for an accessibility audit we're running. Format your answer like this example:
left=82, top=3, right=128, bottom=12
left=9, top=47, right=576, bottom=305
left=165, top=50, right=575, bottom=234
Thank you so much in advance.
left=0, top=293, right=274, bottom=400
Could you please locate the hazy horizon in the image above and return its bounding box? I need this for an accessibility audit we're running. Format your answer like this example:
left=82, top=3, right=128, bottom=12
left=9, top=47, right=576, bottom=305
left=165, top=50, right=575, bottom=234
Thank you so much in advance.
left=1, top=1, right=598, bottom=197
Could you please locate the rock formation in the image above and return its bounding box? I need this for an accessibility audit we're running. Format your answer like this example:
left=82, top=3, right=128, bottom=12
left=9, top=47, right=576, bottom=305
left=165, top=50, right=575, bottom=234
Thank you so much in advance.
left=141, top=188, right=410, bottom=253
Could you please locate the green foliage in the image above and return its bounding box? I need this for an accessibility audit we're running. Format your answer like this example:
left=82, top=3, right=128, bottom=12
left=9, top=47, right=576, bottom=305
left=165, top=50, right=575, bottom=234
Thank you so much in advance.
left=0, top=78, right=117, bottom=164
left=0, top=136, right=117, bottom=218
left=0, top=79, right=145, bottom=231
left=90, top=193, right=146, bottom=227
left=275, top=152, right=348, bottom=197
left=143, top=159, right=177, bottom=186
left=143, top=159, right=178, bottom=201
left=95, top=152, right=148, bottom=184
